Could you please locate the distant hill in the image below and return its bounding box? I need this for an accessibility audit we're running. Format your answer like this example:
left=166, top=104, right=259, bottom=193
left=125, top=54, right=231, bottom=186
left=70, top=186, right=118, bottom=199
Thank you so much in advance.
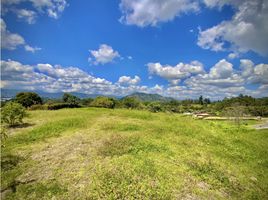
left=124, top=92, right=174, bottom=102
left=0, top=89, right=117, bottom=100
left=1, top=89, right=174, bottom=102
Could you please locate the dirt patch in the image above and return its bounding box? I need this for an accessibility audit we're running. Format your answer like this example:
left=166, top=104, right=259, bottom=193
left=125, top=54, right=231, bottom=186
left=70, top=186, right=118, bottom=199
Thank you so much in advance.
left=17, top=132, right=93, bottom=186
left=97, top=134, right=139, bottom=157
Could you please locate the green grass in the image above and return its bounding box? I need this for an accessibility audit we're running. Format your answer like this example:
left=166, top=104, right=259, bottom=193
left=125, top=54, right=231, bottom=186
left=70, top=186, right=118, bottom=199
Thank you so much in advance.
left=1, top=108, right=268, bottom=199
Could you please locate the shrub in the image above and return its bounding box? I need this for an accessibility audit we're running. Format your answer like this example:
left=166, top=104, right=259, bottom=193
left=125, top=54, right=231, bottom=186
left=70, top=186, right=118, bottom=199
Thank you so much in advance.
left=147, top=102, right=163, bottom=113
left=15, top=92, right=42, bottom=108
left=62, top=93, right=80, bottom=105
left=47, top=103, right=81, bottom=110
left=121, top=97, right=141, bottom=109
left=28, top=104, right=48, bottom=110
left=90, top=97, right=116, bottom=109
left=1, top=125, right=8, bottom=147
left=1, top=102, right=27, bottom=126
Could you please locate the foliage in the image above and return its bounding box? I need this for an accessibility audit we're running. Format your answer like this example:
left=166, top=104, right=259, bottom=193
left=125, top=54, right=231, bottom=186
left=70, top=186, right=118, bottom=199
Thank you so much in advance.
left=90, top=96, right=116, bottom=109
left=121, top=97, right=141, bottom=109
left=224, top=103, right=247, bottom=127
left=47, top=103, right=81, bottom=110
left=1, top=102, right=27, bottom=126
left=1, top=125, right=8, bottom=147
left=147, top=102, right=163, bottom=112
left=80, top=98, right=94, bottom=106
left=28, top=104, right=48, bottom=110
left=62, top=93, right=80, bottom=105
left=15, top=92, right=42, bottom=108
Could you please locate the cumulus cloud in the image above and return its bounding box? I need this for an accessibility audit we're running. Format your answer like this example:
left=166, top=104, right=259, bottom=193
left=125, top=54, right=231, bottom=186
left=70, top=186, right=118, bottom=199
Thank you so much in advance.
left=1, top=59, right=147, bottom=96
left=185, top=59, right=244, bottom=88
left=89, top=44, right=120, bottom=65
left=13, top=9, right=37, bottom=24
left=239, top=59, right=268, bottom=84
left=118, top=75, right=141, bottom=85
left=1, top=59, right=114, bottom=93
left=227, top=53, right=239, bottom=60
left=119, top=0, right=199, bottom=27
left=248, top=64, right=268, bottom=84
left=147, top=60, right=204, bottom=83
left=1, top=18, right=41, bottom=52
left=198, top=0, right=268, bottom=56
left=2, top=0, right=67, bottom=21
left=1, top=19, right=25, bottom=50
left=1, top=58, right=267, bottom=100
left=24, top=45, right=41, bottom=53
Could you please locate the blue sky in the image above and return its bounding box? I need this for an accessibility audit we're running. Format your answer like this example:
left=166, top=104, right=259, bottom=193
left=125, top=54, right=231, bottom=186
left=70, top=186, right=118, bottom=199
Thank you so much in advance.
left=1, top=0, right=268, bottom=99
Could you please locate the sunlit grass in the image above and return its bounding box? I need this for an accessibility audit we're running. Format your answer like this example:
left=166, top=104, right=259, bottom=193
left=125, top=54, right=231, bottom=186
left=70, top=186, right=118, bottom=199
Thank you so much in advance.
left=1, top=108, right=268, bottom=199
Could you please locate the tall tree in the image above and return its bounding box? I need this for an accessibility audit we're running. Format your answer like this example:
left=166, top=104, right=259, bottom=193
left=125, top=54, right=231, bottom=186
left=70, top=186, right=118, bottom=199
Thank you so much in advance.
left=15, top=92, right=42, bottom=108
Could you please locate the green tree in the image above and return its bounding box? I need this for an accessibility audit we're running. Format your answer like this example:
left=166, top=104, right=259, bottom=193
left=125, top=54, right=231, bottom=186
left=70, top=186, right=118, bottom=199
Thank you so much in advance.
left=198, top=95, right=203, bottom=105
left=62, top=93, right=79, bottom=105
left=204, top=98, right=211, bottom=104
left=148, top=102, right=163, bottom=112
left=1, top=102, right=27, bottom=126
left=90, top=96, right=116, bottom=109
left=121, top=97, right=141, bottom=109
left=15, top=92, right=42, bottom=108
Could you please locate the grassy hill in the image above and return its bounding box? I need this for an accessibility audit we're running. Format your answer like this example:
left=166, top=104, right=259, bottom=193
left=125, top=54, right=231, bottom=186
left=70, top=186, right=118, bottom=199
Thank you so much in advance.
left=1, top=108, right=268, bottom=199
left=124, top=92, right=174, bottom=102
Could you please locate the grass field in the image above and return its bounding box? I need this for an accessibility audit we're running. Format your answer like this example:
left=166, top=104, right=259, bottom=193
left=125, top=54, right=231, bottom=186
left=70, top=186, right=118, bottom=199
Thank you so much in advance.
left=1, top=108, right=268, bottom=199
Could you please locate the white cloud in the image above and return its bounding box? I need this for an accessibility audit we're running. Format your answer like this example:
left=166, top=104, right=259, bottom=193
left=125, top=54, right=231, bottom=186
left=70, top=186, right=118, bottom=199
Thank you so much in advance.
left=118, top=75, right=141, bottom=85
left=2, top=0, right=67, bottom=20
left=240, top=59, right=254, bottom=77
left=198, top=0, right=268, bottom=56
left=119, top=0, right=199, bottom=27
left=147, top=60, right=204, bottom=81
left=249, top=64, right=268, bottom=84
left=239, top=59, right=268, bottom=84
left=1, top=18, right=41, bottom=52
left=1, top=18, right=25, bottom=50
left=1, top=59, right=114, bottom=94
left=185, top=59, right=244, bottom=88
left=24, top=45, right=41, bottom=53
left=227, top=53, right=239, bottom=60
left=89, top=44, right=120, bottom=65
left=1, top=58, right=267, bottom=99
left=13, top=9, right=37, bottom=24
left=209, top=59, right=233, bottom=79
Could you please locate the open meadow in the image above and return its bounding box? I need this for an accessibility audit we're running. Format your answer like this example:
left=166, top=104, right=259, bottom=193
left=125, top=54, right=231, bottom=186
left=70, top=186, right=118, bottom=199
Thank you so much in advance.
left=1, top=108, right=268, bottom=199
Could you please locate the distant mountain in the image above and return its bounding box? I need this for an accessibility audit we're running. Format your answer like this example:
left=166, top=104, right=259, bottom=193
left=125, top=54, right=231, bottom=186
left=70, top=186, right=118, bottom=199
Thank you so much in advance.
left=1, top=89, right=174, bottom=102
left=124, top=92, right=174, bottom=102
left=0, top=89, right=118, bottom=100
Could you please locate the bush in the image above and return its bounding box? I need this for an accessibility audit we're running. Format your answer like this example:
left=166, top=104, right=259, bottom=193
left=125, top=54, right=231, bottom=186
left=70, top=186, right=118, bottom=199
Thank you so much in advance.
left=121, top=97, right=141, bottom=109
left=28, top=104, right=48, bottom=110
left=1, top=125, right=8, bottom=147
left=15, top=92, right=42, bottom=108
left=147, top=102, right=163, bottom=113
left=90, top=97, right=116, bottom=109
left=47, top=103, right=81, bottom=110
left=62, top=93, right=80, bottom=105
left=1, top=102, right=27, bottom=126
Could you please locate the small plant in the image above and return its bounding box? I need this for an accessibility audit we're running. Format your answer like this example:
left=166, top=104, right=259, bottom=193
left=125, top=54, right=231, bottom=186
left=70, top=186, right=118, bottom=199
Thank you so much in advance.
left=1, top=125, right=8, bottom=147
left=1, top=102, right=27, bottom=126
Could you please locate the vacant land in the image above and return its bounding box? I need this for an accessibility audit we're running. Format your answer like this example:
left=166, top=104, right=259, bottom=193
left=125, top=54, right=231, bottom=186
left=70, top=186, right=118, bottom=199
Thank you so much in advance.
left=1, top=108, right=268, bottom=199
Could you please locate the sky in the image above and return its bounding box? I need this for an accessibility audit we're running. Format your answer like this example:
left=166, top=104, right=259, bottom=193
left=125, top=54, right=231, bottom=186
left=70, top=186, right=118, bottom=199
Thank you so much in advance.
left=1, top=0, right=268, bottom=100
